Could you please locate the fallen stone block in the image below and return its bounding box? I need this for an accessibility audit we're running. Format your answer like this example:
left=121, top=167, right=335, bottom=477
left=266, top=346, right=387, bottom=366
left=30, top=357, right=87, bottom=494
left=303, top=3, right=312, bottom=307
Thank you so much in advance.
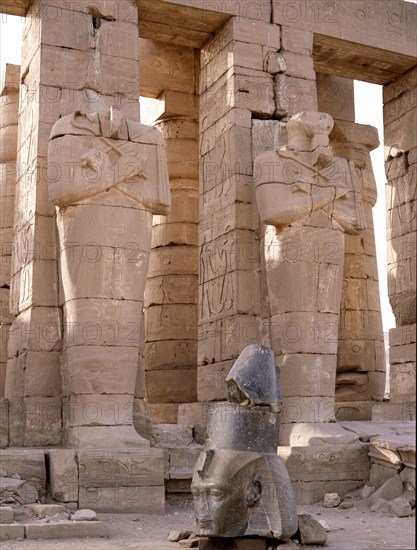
left=323, top=492, right=341, bottom=508
left=370, top=497, right=391, bottom=513
left=339, top=500, right=354, bottom=509
left=361, top=484, right=376, bottom=498
left=72, top=509, right=97, bottom=521
left=23, top=503, right=68, bottom=519
left=167, top=530, right=192, bottom=542
left=370, top=474, right=403, bottom=504
left=297, top=514, right=327, bottom=545
left=0, top=506, right=14, bottom=523
left=390, top=497, right=413, bottom=517
left=179, top=537, right=199, bottom=548
left=25, top=521, right=109, bottom=539
left=0, top=524, right=25, bottom=540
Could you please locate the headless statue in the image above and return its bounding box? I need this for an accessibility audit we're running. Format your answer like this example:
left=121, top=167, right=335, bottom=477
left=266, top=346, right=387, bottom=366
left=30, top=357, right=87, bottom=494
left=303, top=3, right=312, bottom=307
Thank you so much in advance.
left=48, top=105, right=170, bottom=448
left=254, top=112, right=366, bottom=444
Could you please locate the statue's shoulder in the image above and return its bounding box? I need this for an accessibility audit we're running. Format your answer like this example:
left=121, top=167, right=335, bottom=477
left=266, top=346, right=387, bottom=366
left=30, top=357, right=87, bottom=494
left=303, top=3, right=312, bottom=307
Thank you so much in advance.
left=50, top=111, right=100, bottom=139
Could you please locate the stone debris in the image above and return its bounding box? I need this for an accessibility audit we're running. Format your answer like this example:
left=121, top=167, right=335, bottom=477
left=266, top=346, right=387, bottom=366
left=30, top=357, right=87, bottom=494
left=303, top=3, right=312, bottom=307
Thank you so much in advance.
left=168, top=530, right=193, bottom=542
left=0, top=477, right=38, bottom=505
left=390, top=497, right=413, bottom=517
left=23, top=504, right=68, bottom=519
left=297, top=513, right=328, bottom=545
left=339, top=501, right=354, bottom=509
left=72, top=509, right=98, bottom=521
left=323, top=493, right=341, bottom=508
left=369, top=475, right=403, bottom=504
left=361, top=484, right=376, bottom=499
left=370, top=498, right=391, bottom=514
left=38, top=512, right=71, bottom=523
left=178, top=537, right=199, bottom=548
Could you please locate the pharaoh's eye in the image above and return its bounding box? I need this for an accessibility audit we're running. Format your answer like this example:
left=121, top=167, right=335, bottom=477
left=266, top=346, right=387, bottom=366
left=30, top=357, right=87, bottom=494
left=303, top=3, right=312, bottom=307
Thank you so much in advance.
left=211, top=490, right=224, bottom=500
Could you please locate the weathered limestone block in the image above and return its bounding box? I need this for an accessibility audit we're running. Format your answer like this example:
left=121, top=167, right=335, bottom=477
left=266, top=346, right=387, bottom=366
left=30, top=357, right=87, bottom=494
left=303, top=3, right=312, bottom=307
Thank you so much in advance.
left=148, top=403, right=179, bottom=425
left=76, top=448, right=165, bottom=513
left=46, top=449, right=78, bottom=502
left=198, top=361, right=234, bottom=402
left=318, top=75, right=355, bottom=123
left=390, top=363, right=416, bottom=403
left=0, top=524, right=25, bottom=540
left=146, top=369, right=197, bottom=404
left=274, top=74, right=317, bottom=116
left=144, top=340, right=197, bottom=370
left=0, top=449, right=45, bottom=492
left=281, top=26, right=313, bottom=55
left=4, top=351, right=61, bottom=398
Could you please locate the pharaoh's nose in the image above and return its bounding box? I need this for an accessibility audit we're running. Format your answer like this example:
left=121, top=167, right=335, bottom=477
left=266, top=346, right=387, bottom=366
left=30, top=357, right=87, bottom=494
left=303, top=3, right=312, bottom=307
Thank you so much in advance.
left=197, top=494, right=210, bottom=517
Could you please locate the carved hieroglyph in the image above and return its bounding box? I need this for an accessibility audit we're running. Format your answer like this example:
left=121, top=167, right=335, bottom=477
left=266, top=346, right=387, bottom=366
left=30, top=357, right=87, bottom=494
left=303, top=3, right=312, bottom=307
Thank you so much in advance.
left=48, top=106, right=170, bottom=448
left=254, top=112, right=366, bottom=443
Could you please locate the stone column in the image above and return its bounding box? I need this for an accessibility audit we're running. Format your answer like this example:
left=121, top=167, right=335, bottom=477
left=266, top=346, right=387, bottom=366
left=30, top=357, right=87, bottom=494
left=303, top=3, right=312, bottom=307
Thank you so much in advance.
left=317, top=75, right=386, bottom=421
left=0, top=64, right=20, bottom=448
left=4, top=0, right=141, bottom=446
left=0, top=65, right=19, bottom=399
left=198, top=17, right=277, bottom=403
left=384, top=67, right=416, bottom=413
left=140, top=39, right=200, bottom=425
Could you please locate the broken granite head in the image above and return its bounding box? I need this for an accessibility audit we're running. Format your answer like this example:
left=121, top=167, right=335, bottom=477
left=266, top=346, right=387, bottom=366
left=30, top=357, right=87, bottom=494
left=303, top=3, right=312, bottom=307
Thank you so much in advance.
left=191, top=344, right=298, bottom=540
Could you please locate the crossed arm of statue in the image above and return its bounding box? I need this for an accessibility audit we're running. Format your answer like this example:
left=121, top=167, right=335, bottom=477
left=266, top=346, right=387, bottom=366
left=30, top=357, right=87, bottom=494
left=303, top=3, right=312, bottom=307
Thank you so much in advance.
left=48, top=106, right=170, bottom=215
left=254, top=112, right=366, bottom=235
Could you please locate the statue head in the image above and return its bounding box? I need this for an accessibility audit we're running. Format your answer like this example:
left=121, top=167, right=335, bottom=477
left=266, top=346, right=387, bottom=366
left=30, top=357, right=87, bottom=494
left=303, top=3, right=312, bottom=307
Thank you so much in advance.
left=287, top=112, right=334, bottom=166
left=191, top=449, right=263, bottom=537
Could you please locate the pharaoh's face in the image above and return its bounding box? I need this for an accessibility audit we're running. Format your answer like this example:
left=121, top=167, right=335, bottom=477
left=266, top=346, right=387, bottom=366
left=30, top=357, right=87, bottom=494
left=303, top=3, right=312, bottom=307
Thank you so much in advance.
left=191, top=480, right=248, bottom=537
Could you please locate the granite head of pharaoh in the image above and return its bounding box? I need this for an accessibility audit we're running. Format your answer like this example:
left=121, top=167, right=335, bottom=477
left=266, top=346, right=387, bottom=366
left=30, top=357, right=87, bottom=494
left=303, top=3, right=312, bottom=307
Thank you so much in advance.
left=191, top=449, right=264, bottom=537
left=286, top=111, right=334, bottom=167
left=191, top=447, right=298, bottom=540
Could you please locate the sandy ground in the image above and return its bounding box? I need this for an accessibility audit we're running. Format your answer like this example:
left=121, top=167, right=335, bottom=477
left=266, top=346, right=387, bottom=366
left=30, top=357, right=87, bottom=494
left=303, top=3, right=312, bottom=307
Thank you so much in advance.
left=1, top=497, right=415, bottom=550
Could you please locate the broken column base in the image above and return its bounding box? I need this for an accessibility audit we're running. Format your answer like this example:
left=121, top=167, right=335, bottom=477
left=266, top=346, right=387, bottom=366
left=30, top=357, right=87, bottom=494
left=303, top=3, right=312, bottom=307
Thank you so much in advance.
left=278, top=423, right=370, bottom=504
